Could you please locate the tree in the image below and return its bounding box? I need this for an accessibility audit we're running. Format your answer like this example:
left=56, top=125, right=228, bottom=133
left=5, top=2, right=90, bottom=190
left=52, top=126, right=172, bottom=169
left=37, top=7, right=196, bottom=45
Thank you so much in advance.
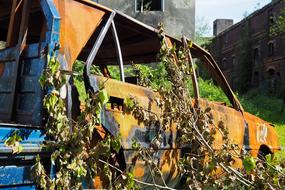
left=194, top=17, right=212, bottom=46
left=270, top=0, right=285, bottom=36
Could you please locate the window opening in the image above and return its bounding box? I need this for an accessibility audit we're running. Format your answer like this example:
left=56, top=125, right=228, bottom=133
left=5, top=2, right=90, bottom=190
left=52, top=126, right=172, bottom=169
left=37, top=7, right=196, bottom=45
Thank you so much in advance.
left=136, top=0, right=164, bottom=12
left=252, top=71, right=259, bottom=87
left=268, top=10, right=276, bottom=25
left=267, top=68, right=276, bottom=94
left=232, top=55, right=236, bottom=66
left=213, top=23, right=217, bottom=36
left=195, top=56, right=232, bottom=106
left=268, top=42, right=274, bottom=56
left=106, top=96, right=124, bottom=112
left=253, top=48, right=259, bottom=65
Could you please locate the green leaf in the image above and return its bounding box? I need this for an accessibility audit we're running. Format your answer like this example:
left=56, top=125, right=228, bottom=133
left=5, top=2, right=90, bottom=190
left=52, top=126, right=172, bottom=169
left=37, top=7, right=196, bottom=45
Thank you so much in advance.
left=12, top=144, right=23, bottom=154
left=243, top=156, right=256, bottom=174
left=131, top=139, right=140, bottom=150
left=125, top=97, right=135, bottom=110
left=4, top=132, right=23, bottom=154
left=99, top=89, right=109, bottom=105
left=75, top=166, right=87, bottom=178
left=50, top=59, right=60, bottom=75
left=46, top=54, right=51, bottom=64
left=39, top=74, right=47, bottom=88
left=51, top=151, right=59, bottom=165
left=126, top=172, right=136, bottom=188
left=188, top=40, right=193, bottom=48
left=111, top=135, right=121, bottom=153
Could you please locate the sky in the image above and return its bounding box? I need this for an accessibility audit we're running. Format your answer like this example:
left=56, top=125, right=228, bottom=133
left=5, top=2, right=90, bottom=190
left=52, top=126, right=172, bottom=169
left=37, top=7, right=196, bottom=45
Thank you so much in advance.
left=196, top=0, right=271, bottom=36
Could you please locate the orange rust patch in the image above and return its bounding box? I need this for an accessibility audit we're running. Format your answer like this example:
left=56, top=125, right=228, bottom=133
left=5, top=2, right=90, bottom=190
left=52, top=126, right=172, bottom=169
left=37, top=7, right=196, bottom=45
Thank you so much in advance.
left=95, top=124, right=106, bottom=139
left=133, top=165, right=145, bottom=178
left=93, top=176, right=103, bottom=189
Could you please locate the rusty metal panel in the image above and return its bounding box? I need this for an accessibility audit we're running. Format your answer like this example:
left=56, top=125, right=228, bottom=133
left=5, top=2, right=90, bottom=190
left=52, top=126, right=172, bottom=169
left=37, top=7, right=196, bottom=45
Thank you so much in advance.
left=89, top=76, right=180, bottom=150
left=243, top=112, right=280, bottom=156
left=53, top=0, right=109, bottom=70
left=123, top=149, right=181, bottom=188
left=198, top=99, right=245, bottom=150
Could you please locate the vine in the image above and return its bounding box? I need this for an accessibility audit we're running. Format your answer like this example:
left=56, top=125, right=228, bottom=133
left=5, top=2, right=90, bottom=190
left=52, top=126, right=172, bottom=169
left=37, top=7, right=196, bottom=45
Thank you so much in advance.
left=124, top=40, right=285, bottom=189
left=34, top=52, right=135, bottom=189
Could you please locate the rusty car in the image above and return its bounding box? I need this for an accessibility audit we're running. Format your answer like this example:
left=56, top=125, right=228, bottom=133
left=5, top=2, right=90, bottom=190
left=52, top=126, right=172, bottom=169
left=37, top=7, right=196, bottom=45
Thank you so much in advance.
left=0, top=0, right=280, bottom=189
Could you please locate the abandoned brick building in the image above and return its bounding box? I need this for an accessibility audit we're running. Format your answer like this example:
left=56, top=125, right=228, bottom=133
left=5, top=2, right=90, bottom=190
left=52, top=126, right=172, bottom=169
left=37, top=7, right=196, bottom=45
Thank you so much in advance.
left=210, top=0, right=285, bottom=94
left=94, top=0, right=196, bottom=39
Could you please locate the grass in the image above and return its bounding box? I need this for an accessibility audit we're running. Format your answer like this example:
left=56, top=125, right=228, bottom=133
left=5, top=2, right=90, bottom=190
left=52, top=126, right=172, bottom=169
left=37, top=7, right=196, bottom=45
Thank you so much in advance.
left=275, top=124, right=285, bottom=161
left=276, top=124, right=285, bottom=147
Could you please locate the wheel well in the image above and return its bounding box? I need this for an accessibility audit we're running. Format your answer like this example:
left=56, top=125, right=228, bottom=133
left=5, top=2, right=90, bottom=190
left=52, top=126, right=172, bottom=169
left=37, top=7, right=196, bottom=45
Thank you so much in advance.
left=258, top=145, right=273, bottom=160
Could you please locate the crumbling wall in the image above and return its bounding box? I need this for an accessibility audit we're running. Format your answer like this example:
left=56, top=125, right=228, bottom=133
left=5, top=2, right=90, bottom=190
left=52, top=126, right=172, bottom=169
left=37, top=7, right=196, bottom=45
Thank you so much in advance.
left=95, top=0, right=195, bottom=39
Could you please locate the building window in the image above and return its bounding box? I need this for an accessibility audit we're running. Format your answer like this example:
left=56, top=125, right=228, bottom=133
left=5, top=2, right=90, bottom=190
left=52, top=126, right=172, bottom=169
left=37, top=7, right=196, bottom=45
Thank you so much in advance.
left=266, top=68, right=277, bottom=94
left=268, top=10, right=276, bottom=25
left=253, top=48, right=259, bottom=65
left=224, top=34, right=228, bottom=44
left=213, top=23, right=217, bottom=36
left=232, top=55, right=236, bottom=66
left=135, top=0, right=164, bottom=12
left=252, top=71, right=259, bottom=87
left=268, top=41, right=275, bottom=56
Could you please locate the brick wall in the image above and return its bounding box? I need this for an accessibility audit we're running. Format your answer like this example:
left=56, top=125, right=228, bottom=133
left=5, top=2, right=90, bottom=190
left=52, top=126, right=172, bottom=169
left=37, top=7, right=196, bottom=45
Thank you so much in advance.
left=210, top=1, right=285, bottom=93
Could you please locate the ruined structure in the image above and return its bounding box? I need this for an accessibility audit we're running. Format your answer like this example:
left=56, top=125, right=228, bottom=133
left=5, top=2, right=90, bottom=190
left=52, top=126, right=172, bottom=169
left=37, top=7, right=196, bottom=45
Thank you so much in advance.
left=94, top=0, right=196, bottom=39
left=210, top=0, right=285, bottom=93
left=213, top=19, right=233, bottom=36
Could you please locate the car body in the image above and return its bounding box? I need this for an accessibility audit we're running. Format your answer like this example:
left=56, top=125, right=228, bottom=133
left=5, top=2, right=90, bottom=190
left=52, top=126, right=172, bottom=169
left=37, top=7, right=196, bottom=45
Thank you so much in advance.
left=0, top=0, right=280, bottom=189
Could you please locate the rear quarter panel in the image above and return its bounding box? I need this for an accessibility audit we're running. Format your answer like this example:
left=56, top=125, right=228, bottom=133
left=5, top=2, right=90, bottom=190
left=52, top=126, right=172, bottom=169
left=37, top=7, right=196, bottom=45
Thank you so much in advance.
left=244, top=112, right=280, bottom=156
left=198, top=99, right=245, bottom=150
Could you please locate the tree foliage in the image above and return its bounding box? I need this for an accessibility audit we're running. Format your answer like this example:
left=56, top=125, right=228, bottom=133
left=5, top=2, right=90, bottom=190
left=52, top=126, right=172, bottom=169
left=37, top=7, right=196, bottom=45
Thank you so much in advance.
left=270, top=0, right=285, bottom=36
left=124, top=40, right=285, bottom=189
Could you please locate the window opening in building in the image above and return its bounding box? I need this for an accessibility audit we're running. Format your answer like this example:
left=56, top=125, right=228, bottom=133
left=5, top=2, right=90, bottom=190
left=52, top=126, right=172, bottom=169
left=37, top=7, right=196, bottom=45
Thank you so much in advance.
left=253, top=48, right=259, bottom=65
left=268, top=42, right=274, bottom=56
left=135, top=0, right=164, bottom=12
left=213, top=23, right=217, bottom=36
left=267, top=68, right=277, bottom=94
left=232, top=55, right=236, bottom=66
left=252, top=71, right=259, bottom=87
left=268, top=10, right=276, bottom=25
left=224, top=34, right=228, bottom=44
